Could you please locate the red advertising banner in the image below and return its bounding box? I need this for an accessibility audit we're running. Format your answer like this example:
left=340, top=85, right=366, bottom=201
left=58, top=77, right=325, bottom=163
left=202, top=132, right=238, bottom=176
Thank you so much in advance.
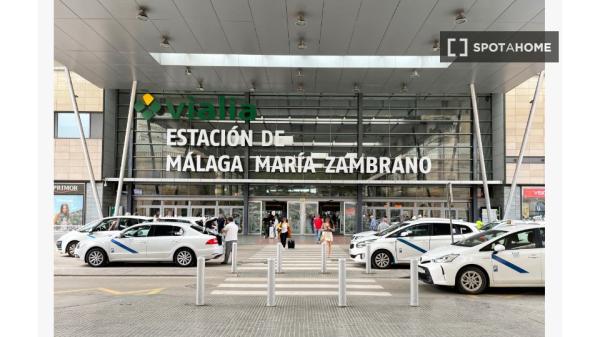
left=523, top=187, right=545, bottom=199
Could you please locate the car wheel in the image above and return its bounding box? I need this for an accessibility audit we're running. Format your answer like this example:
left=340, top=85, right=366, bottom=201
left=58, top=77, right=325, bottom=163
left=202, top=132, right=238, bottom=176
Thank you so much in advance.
left=86, top=248, right=107, bottom=268
left=174, top=248, right=195, bottom=267
left=66, top=241, right=78, bottom=257
left=457, top=266, right=488, bottom=294
left=371, top=250, right=392, bottom=269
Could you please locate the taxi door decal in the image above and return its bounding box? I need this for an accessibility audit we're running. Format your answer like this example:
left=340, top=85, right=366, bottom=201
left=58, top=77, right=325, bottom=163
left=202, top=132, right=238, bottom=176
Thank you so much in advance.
left=397, top=238, right=427, bottom=253
left=491, top=252, right=528, bottom=273
left=110, top=239, right=138, bottom=254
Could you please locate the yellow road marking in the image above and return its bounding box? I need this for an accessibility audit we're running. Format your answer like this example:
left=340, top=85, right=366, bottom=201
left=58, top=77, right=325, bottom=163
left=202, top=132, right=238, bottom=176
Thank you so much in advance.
left=55, top=287, right=165, bottom=296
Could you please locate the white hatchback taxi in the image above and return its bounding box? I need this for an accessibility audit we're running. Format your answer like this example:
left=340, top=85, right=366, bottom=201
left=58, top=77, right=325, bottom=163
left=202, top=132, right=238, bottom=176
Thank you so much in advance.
left=56, top=216, right=152, bottom=257
left=74, top=222, right=223, bottom=267
left=349, top=218, right=478, bottom=269
left=418, top=224, right=545, bottom=294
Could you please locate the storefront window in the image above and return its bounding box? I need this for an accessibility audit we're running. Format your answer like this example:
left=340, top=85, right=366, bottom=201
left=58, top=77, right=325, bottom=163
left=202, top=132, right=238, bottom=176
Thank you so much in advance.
left=522, top=187, right=545, bottom=219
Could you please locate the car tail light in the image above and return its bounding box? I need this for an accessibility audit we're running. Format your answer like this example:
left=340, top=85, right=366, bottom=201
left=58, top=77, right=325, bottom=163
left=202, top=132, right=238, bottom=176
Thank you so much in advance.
left=205, top=238, right=218, bottom=245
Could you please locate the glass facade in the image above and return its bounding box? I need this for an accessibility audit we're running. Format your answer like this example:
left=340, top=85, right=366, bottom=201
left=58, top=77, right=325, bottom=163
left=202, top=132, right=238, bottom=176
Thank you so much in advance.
left=114, top=92, right=494, bottom=234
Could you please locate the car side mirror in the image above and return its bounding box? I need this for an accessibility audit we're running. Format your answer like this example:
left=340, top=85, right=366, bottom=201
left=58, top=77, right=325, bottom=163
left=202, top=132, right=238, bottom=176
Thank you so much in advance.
left=494, top=244, right=506, bottom=252
left=400, top=231, right=411, bottom=237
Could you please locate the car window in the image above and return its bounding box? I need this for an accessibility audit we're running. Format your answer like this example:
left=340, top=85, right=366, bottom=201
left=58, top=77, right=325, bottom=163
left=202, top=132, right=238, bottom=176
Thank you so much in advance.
left=123, top=225, right=151, bottom=238
left=539, top=228, right=545, bottom=248
left=95, top=218, right=117, bottom=232
left=172, top=226, right=184, bottom=236
left=456, top=230, right=507, bottom=248
left=432, top=223, right=451, bottom=236
left=453, top=224, right=473, bottom=234
left=485, top=229, right=538, bottom=251
left=150, top=225, right=174, bottom=237
left=401, top=224, right=430, bottom=237
left=115, top=218, right=136, bottom=231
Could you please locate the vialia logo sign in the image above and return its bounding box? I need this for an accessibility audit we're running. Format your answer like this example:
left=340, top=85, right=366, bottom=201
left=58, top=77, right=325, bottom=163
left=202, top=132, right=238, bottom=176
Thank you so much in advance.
left=134, top=93, right=257, bottom=121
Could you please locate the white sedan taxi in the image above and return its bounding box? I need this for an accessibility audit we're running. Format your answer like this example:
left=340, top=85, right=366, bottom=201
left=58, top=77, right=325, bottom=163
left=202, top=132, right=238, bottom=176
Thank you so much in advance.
left=56, top=216, right=152, bottom=256
left=74, top=222, right=223, bottom=267
left=350, top=218, right=478, bottom=269
left=418, top=224, right=545, bottom=294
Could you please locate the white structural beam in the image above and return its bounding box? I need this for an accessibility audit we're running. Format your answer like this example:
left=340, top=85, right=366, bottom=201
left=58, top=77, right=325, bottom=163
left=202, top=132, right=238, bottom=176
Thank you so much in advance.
left=469, top=83, right=494, bottom=222
left=503, top=71, right=545, bottom=220
left=113, top=80, right=138, bottom=215
left=62, top=67, right=103, bottom=218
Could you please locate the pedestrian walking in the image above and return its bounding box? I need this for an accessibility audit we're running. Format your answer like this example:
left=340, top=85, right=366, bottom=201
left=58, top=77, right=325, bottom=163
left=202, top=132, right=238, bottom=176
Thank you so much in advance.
left=221, top=217, right=239, bottom=264
left=377, top=216, right=390, bottom=232
left=369, top=215, right=378, bottom=231
left=313, top=214, right=323, bottom=243
left=277, top=216, right=292, bottom=248
left=320, top=216, right=334, bottom=256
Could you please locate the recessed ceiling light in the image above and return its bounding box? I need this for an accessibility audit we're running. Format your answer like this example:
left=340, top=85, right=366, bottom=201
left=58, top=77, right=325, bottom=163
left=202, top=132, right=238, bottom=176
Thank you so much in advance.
left=297, top=39, right=307, bottom=50
left=196, top=81, right=204, bottom=91
left=185, top=67, right=192, bottom=76
left=136, top=8, right=149, bottom=21
left=432, top=40, right=440, bottom=52
left=160, top=37, right=170, bottom=48
left=410, top=69, right=420, bottom=78
left=455, top=11, right=467, bottom=24
left=353, top=83, right=360, bottom=93
left=296, top=68, right=304, bottom=77
left=295, top=13, right=307, bottom=27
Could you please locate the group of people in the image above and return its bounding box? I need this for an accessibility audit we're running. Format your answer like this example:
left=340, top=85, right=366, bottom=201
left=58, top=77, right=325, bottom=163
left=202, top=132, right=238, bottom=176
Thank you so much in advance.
left=369, top=215, right=391, bottom=232
left=262, top=213, right=293, bottom=248
left=200, top=214, right=240, bottom=265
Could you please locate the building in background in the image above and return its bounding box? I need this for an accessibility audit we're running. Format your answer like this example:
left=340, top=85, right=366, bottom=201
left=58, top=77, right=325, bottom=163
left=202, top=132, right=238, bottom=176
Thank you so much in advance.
left=504, top=77, right=545, bottom=219
left=53, top=70, right=104, bottom=230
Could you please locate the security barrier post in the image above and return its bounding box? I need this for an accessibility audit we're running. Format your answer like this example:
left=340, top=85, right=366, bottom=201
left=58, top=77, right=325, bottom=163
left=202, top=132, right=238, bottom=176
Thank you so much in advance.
left=321, top=243, right=327, bottom=273
left=410, top=259, right=419, bottom=307
left=267, top=258, right=276, bottom=306
left=231, top=242, right=238, bottom=274
left=338, top=258, right=347, bottom=307
left=276, top=243, right=283, bottom=273
left=365, top=243, right=372, bottom=274
left=196, top=257, right=205, bottom=306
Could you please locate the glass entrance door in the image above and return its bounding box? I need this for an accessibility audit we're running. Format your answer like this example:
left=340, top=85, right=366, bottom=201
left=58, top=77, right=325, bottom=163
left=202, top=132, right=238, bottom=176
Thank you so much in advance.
left=287, top=201, right=302, bottom=235
left=305, top=202, right=318, bottom=236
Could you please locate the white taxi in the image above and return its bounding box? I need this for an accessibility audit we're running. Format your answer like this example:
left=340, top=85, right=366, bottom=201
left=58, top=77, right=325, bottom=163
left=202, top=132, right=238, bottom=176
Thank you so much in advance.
left=418, top=224, right=545, bottom=294
left=56, top=216, right=152, bottom=256
left=349, top=218, right=478, bottom=269
left=74, top=222, right=223, bottom=267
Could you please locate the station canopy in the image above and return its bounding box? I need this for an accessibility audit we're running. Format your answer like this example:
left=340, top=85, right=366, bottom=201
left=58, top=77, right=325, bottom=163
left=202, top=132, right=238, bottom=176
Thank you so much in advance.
left=54, top=0, right=544, bottom=94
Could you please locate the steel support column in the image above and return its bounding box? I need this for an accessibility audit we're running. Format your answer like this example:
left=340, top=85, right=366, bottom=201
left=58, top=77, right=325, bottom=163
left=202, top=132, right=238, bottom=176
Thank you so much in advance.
left=503, top=71, right=545, bottom=220
left=114, top=81, right=138, bottom=215
left=469, top=83, right=493, bottom=222
left=355, top=93, right=364, bottom=233
left=62, top=67, right=103, bottom=218
left=243, top=92, right=251, bottom=235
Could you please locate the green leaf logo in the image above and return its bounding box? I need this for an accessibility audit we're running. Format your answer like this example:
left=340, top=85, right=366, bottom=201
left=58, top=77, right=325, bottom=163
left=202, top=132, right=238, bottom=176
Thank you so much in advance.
left=134, top=93, right=162, bottom=120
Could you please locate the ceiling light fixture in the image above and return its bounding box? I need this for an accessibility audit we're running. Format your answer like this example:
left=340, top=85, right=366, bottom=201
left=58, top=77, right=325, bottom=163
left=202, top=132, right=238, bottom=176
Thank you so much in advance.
left=455, top=11, right=467, bottom=24
left=136, top=8, right=149, bottom=21
left=297, top=39, right=307, bottom=50
left=160, top=37, right=170, bottom=48
left=353, top=83, right=360, bottom=93
left=410, top=69, right=420, bottom=78
left=196, top=81, right=204, bottom=91
left=185, top=67, right=192, bottom=76
left=296, top=68, right=304, bottom=77
left=295, top=13, right=307, bottom=27
left=432, top=40, right=440, bottom=52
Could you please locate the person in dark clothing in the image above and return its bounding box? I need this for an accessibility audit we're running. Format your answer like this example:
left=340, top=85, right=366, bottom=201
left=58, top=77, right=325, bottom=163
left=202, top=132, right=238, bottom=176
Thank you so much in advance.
left=216, top=214, right=226, bottom=245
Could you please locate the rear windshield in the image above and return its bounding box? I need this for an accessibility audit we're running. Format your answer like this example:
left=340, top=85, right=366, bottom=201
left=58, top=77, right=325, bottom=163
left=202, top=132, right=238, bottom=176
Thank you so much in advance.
left=190, top=225, right=204, bottom=233
left=453, top=230, right=508, bottom=247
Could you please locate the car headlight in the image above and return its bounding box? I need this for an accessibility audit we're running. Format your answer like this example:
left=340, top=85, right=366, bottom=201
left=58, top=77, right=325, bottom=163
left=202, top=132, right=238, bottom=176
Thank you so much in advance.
left=356, top=240, right=375, bottom=248
left=432, top=254, right=459, bottom=263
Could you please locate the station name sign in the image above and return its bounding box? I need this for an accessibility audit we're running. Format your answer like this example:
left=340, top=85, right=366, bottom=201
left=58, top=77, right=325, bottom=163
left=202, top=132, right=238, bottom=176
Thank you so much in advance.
left=134, top=93, right=257, bottom=121
left=164, top=127, right=432, bottom=175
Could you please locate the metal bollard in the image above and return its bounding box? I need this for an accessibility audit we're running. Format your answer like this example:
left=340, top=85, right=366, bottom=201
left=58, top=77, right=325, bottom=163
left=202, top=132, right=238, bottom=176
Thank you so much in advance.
left=276, top=242, right=283, bottom=273
left=267, top=258, right=276, bottom=306
left=196, top=257, right=205, bottom=306
left=231, top=242, right=238, bottom=274
left=338, top=258, right=347, bottom=307
left=320, top=242, right=327, bottom=273
left=365, top=243, right=372, bottom=274
left=410, top=259, right=419, bottom=307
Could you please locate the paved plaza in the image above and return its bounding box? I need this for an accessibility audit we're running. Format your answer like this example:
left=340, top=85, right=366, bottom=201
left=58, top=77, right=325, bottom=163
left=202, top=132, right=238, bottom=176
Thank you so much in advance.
left=54, top=237, right=544, bottom=337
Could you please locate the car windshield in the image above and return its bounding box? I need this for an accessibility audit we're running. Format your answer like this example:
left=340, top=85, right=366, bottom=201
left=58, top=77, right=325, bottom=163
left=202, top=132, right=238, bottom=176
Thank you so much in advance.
left=77, top=221, right=98, bottom=232
left=375, top=222, right=408, bottom=236
left=453, top=230, right=508, bottom=247
left=481, top=221, right=505, bottom=231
